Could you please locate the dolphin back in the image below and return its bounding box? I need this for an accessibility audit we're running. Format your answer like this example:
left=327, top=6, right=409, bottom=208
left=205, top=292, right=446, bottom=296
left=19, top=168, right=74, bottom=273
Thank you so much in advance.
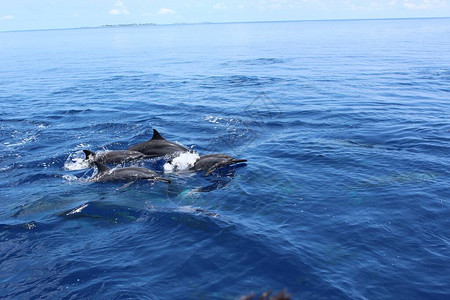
left=128, top=129, right=188, bottom=156
left=193, top=154, right=247, bottom=175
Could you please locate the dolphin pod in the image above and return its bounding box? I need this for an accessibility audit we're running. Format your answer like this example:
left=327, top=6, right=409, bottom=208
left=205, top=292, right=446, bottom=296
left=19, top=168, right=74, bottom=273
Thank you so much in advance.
left=78, top=129, right=247, bottom=184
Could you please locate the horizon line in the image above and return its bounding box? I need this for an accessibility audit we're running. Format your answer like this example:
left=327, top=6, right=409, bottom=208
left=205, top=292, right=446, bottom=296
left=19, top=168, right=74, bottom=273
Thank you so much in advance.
left=1, top=16, right=449, bottom=34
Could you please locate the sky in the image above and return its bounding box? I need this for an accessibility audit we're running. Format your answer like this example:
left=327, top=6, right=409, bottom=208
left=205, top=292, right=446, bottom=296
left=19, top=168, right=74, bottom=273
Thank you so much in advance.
left=1, top=0, right=450, bottom=31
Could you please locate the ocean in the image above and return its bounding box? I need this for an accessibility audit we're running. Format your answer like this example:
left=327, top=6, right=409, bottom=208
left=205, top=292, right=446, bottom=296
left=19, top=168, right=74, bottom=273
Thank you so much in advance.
left=0, top=18, right=449, bottom=299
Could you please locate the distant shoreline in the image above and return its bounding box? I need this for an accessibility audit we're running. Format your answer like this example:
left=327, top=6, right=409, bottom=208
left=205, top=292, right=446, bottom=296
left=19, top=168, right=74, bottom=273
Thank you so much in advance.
left=2, top=16, right=449, bottom=33
left=94, top=23, right=157, bottom=28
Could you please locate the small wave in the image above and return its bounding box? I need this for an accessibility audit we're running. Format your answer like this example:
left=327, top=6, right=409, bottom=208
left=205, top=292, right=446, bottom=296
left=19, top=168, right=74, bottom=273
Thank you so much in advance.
left=0, top=164, right=13, bottom=172
left=239, top=58, right=286, bottom=65
left=227, top=75, right=282, bottom=87
left=74, top=143, right=91, bottom=150
left=0, top=221, right=40, bottom=231
left=203, top=115, right=241, bottom=125
left=62, top=174, right=81, bottom=182
left=204, top=115, right=222, bottom=124
left=222, top=58, right=287, bottom=66
left=145, top=204, right=219, bottom=218
left=198, top=75, right=283, bottom=89
left=163, top=151, right=200, bottom=173
left=60, top=201, right=144, bottom=223
left=4, top=135, right=37, bottom=148
left=65, top=203, right=89, bottom=215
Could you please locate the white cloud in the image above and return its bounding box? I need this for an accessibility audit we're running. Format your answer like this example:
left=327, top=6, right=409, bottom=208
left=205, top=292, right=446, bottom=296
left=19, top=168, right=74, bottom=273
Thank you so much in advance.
left=109, top=1, right=130, bottom=15
left=213, top=3, right=227, bottom=10
left=157, top=8, right=175, bottom=14
left=258, top=0, right=326, bottom=11
left=350, top=2, right=384, bottom=11
left=0, top=15, right=14, bottom=21
left=404, top=0, right=448, bottom=9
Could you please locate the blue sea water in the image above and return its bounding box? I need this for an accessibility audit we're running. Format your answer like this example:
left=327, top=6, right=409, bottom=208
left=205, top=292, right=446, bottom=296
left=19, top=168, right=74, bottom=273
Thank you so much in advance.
left=1, top=18, right=450, bottom=299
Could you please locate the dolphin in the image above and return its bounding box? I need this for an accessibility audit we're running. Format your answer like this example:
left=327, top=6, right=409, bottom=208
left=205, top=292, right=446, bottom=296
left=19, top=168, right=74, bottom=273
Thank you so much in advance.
left=191, top=154, right=247, bottom=175
left=128, top=129, right=188, bottom=158
left=83, top=149, right=147, bottom=165
left=91, top=161, right=171, bottom=184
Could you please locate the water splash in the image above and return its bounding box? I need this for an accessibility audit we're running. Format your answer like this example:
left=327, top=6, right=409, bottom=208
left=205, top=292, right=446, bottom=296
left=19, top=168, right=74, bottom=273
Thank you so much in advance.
left=163, top=151, right=200, bottom=173
left=62, top=174, right=80, bottom=182
left=63, top=151, right=90, bottom=171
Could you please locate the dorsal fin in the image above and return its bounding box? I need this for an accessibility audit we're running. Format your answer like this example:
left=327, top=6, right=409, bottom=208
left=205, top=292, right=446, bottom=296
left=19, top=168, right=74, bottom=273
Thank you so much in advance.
left=94, top=161, right=110, bottom=173
left=83, top=150, right=96, bottom=159
left=151, top=129, right=165, bottom=140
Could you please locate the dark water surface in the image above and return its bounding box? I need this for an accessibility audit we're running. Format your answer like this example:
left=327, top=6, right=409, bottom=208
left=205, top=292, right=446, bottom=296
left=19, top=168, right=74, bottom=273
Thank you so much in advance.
left=1, top=19, right=450, bottom=299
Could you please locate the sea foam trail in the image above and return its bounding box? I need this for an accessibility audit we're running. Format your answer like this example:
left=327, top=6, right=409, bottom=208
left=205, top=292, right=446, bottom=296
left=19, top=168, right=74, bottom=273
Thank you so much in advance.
left=164, top=151, right=200, bottom=173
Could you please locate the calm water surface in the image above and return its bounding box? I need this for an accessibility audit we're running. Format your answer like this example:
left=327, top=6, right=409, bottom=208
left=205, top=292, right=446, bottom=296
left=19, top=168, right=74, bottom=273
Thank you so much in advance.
left=1, top=19, right=450, bottom=299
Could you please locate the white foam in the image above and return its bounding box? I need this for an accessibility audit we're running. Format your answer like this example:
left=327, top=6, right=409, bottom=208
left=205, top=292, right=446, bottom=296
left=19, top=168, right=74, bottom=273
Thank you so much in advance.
left=164, top=151, right=200, bottom=173
left=204, top=115, right=239, bottom=125
left=62, top=174, right=80, bottom=182
left=204, top=115, right=221, bottom=124
left=75, top=143, right=90, bottom=150
left=64, top=151, right=91, bottom=171
left=4, top=136, right=37, bottom=148
left=0, top=165, right=12, bottom=172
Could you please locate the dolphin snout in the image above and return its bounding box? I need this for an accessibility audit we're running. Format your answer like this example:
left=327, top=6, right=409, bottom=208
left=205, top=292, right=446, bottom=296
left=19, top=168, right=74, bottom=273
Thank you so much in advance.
left=232, top=159, right=247, bottom=164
